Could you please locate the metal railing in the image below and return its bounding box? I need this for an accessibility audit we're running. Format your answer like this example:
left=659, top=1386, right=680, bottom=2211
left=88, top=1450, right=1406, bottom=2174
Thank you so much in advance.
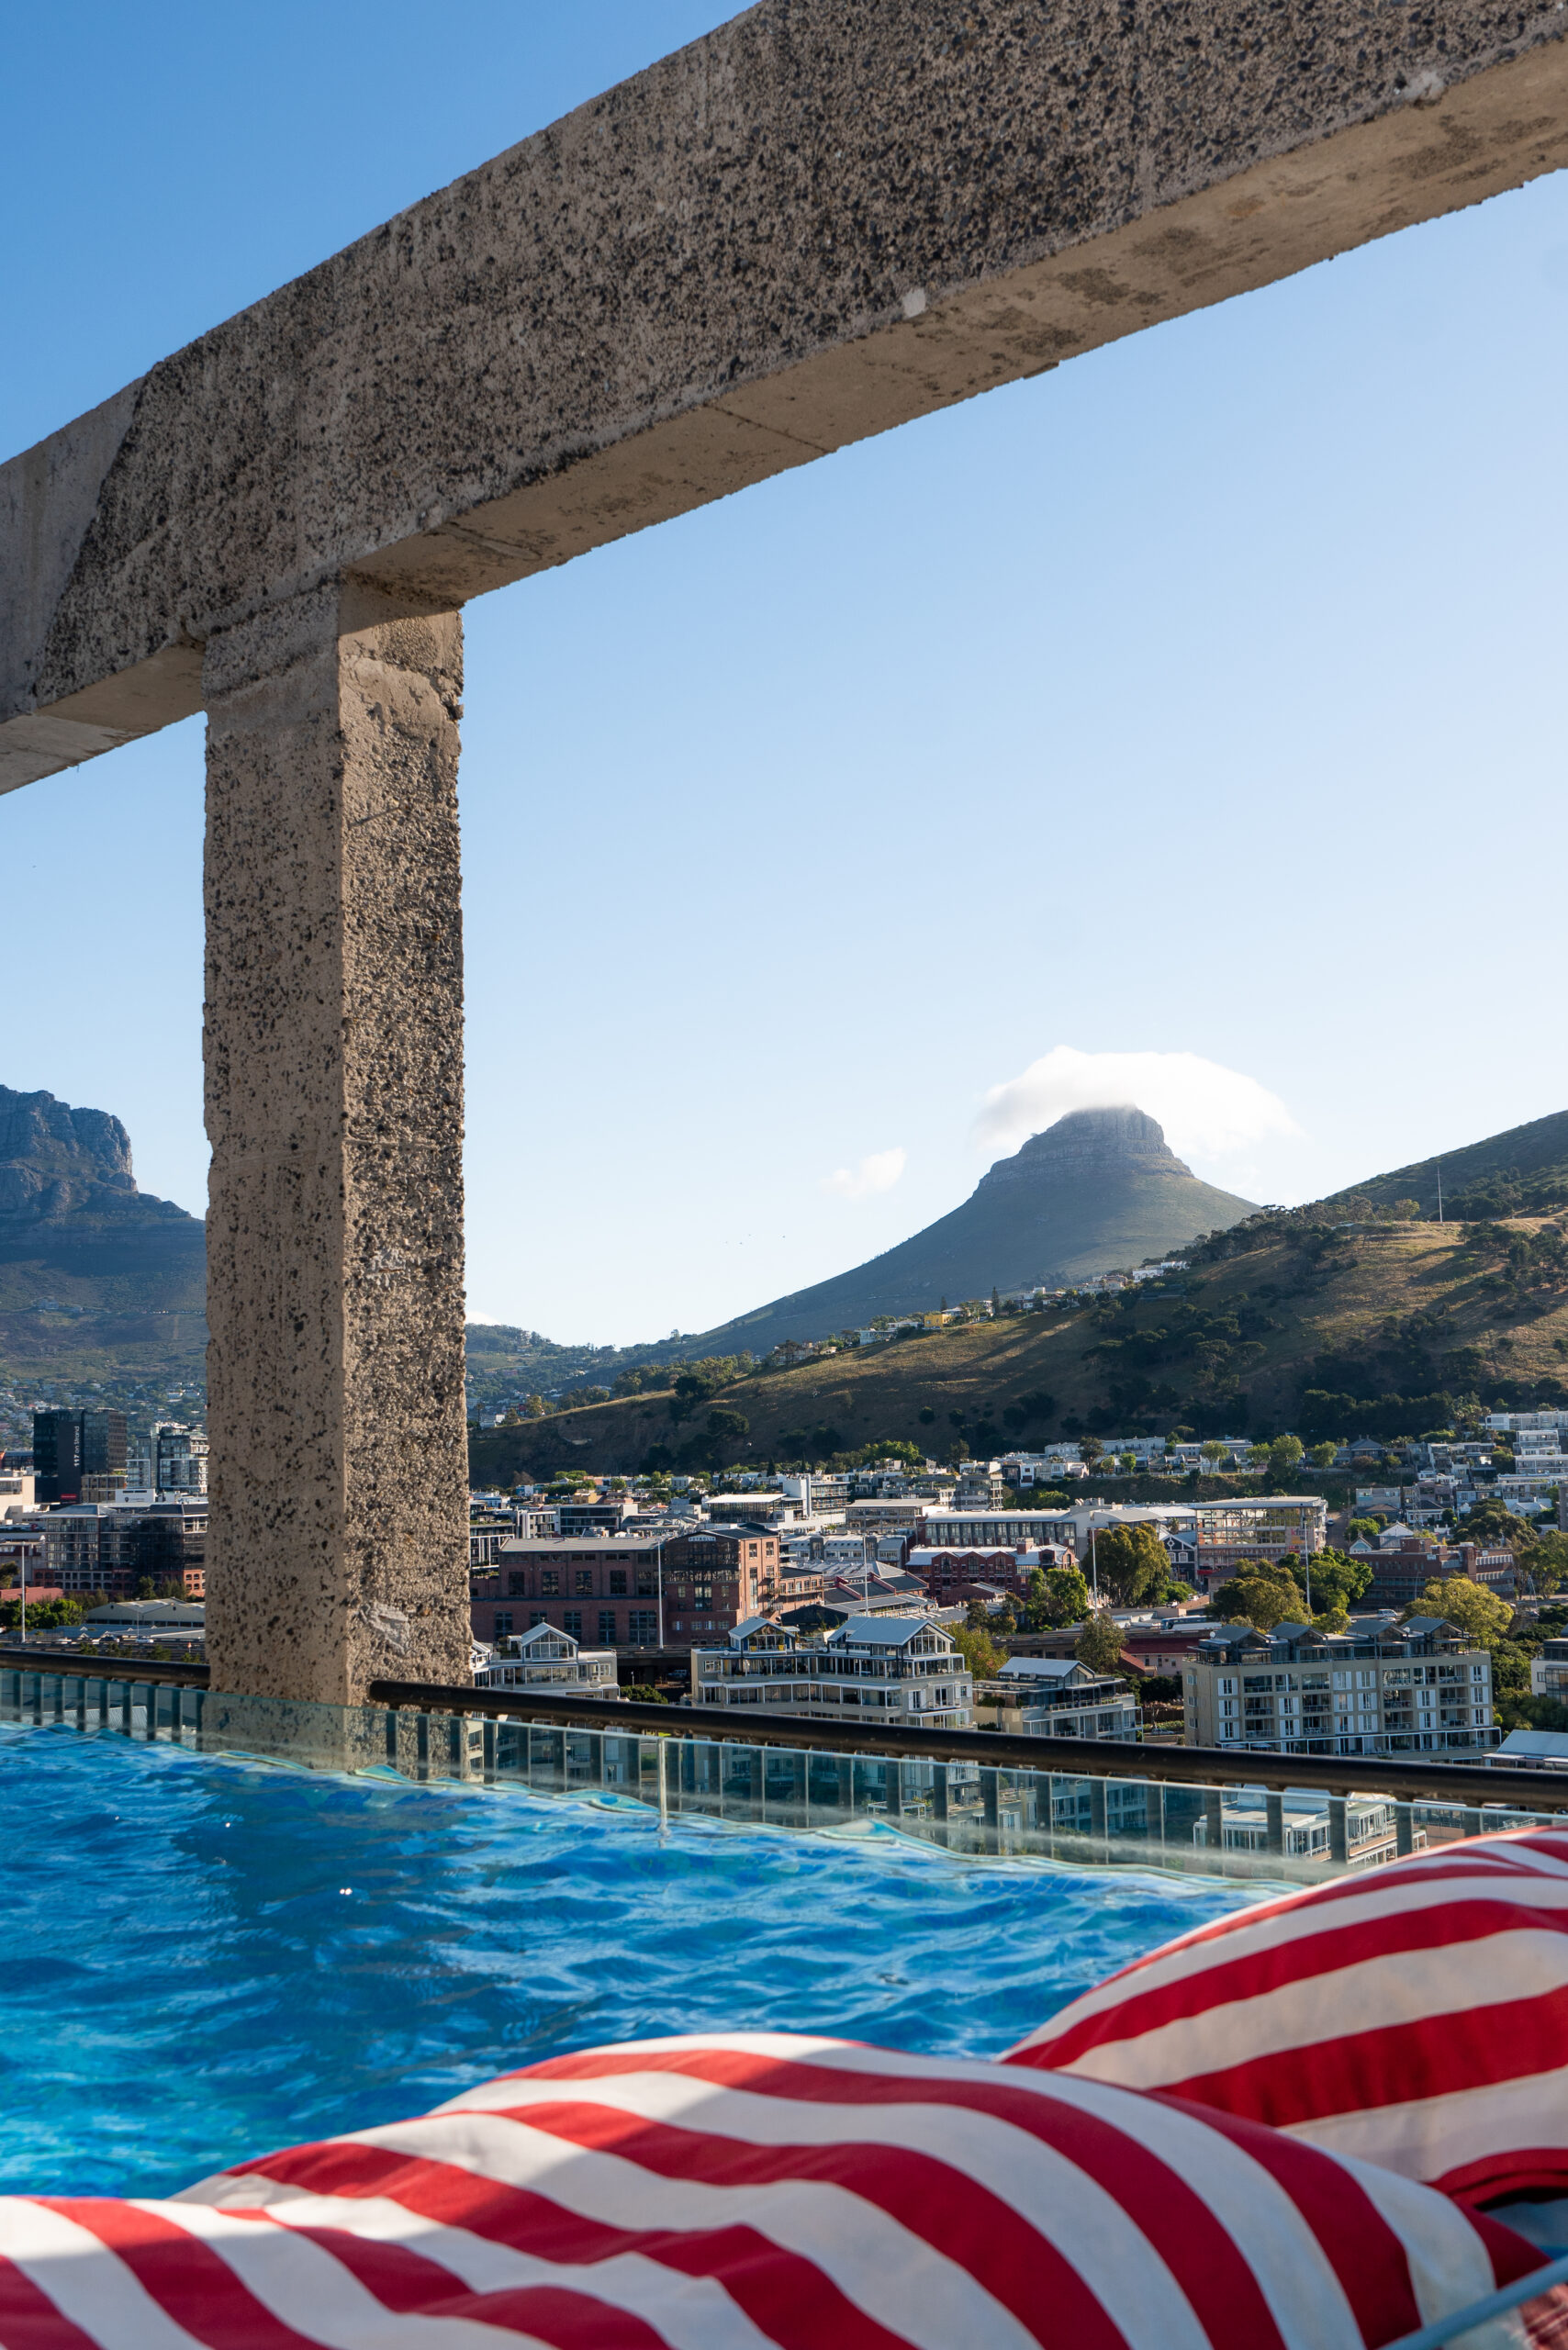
left=6, top=1650, right=1566, bottom=1882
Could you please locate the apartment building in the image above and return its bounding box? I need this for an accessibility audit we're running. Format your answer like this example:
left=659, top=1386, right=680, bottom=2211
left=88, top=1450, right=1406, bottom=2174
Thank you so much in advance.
left=476, top=1523, right=782, bottom=1647
left=475, top=1621, right=620, bottom=1695
left=1358, top=1533, right=1518, bottom=1610
left=984, top=1657, right=1138, bottom=1740
left=1530, top=1638, right=1568, bottom=1701
left=906, top=1543, right=1075, bottom=1605
left=1190, top=1495, right=1327, bottom=1591
left=692, top=1615, right=973, bottom=1727
left=922, top=1507, right=1085, bottom=1550
left=43, top=1497, right=207, bottom=1597
left=1185, top=1614, right=1496, bottom=1758
left=478, top=1536, right=664, bottom=1648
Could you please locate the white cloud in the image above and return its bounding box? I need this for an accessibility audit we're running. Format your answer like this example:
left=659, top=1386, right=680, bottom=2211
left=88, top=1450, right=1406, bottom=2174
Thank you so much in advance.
left=822, top=1146, right=908, bottom=1202
left=974, top=1047, right=1300, bottom=1167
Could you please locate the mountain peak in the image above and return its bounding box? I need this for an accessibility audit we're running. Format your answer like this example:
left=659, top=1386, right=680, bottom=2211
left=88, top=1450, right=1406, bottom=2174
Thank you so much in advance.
left=689, top=1100, right=1257, bottom=1353
left=995, top=1104, right=1192, bottom=1178
left=0, top=1084, right=137, bottom=1220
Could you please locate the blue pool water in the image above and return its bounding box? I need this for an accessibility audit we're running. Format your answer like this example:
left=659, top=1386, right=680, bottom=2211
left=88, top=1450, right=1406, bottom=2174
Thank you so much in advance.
left=1, top=1720, right=1256, bottom=2199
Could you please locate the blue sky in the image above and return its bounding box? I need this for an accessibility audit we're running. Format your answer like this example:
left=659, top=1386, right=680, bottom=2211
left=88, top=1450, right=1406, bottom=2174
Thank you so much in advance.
left=5, top=5, right=1567, bottom=1345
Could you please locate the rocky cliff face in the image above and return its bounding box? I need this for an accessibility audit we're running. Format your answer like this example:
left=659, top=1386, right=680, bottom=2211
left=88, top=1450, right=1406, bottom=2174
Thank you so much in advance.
left=0, top=1087, right=137, bottom=1220
left=0, top=1086, right=207, bottom=1363
left=689, top=1103, right=1257, bottom=1357
left=972, top=1105, right=1193, bottom=1188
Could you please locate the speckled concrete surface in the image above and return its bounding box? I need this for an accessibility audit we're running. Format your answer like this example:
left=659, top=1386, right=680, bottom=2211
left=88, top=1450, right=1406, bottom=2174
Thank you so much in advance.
left=203, top=583, right=470, bottom=1701
left=4, top=0, right=1566, bottom=786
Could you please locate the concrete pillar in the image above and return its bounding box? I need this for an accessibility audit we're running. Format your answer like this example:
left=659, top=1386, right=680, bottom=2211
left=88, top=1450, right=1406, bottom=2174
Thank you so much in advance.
left=201, top=578, right=471, bottom=1705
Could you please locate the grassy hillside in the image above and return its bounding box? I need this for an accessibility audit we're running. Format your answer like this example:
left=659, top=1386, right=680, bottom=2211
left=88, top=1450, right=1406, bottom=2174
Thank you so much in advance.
left=470, top=1209, right=1568, bottom=1480
left=1335, top=1109, right=1568, bottom=1222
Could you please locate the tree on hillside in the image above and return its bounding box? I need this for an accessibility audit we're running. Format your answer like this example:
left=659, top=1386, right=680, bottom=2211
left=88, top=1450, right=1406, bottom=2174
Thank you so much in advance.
left=1213, top=1568, right=1303, bottom=1632
left=706, top=1407, right=749, bottom=1444
left=1460, top=1498, right=1538, bottom=1555
left=1076, top=1612, right=1129, bottom=1677
left=1269, top=1435, right=1305, bottom=1479
left=1526, top=1530, right=1568, bottom=1595
left=1201, top=1440, right=1228, bottom=1470
left=1079, top=1436, right=1104, bottom=1465
left=1090, top=1523, right=1169, bottom=1607
left=1344, top=1516, right=1381, bottom=1545
left=1309, top=1442, right=1339, bottom=1470
left=1408, top=1577, right=1512, bottom=1647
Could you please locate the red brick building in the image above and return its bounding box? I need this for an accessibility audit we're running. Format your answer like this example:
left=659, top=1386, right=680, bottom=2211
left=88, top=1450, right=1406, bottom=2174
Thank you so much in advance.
left=906, top=1544, right=1075, bottom=1606
left=471, top=1524, right=780, bottom=1649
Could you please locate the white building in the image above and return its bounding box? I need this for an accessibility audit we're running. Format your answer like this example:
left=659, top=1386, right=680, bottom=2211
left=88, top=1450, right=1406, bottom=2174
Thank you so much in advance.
left=1489, top=1729, right=1568, bottom=1771
left=475, top=1620, right=620, bottom=1695
left=693, top=1614, right=973, bottom=1728
left=1185, top=1614, right=1495, bottom=1758
left=84, top=1598, right=207, bottom=1642
left=986, top=1656, right=1138, bottom=1740
left=1529, top=1638, right=1568, bottom=1700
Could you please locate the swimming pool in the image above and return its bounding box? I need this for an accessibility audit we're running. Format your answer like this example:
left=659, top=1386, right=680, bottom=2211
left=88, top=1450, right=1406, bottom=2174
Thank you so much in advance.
left=0, top=1718, right=1261, bottom=2198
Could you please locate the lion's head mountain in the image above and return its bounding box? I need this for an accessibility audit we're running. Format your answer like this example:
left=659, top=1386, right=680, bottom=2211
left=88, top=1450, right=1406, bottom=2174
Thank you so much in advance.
left=692, top=1107, right=1258, bottom=1356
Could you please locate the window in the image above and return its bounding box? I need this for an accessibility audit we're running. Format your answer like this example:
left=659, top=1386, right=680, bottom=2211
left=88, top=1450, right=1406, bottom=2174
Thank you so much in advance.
left=627, top=1610, right=657, bottom=1646
left=564, top=1611, right=583, bottom=1638
left=507, top=1572, right=525, bottom=1596
left=575, top=1569, right=594, bottom=1595
left=637, top=1573, right=656, bottom=1596
left=494, top=1611, right=513, bottom=1635
left=609, top=1570, right=628, bottom=1595
left=599, top=1610, right=618, bottom=1645
left=541, top=1571, right=560, bottom=1595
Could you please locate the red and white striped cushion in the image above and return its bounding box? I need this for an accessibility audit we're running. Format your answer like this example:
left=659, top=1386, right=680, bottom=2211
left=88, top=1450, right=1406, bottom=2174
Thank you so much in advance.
left=0, top=2033, right=1553, bottom=2349
left=1004, top=1826, right=1568, bottom=2208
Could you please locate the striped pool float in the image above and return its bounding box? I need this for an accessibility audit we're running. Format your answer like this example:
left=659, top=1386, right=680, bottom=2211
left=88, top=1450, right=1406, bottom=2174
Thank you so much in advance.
left=0, top=2031, right=1560, bottom=2348
left=1004, top=1826, right=1568, bottom=2209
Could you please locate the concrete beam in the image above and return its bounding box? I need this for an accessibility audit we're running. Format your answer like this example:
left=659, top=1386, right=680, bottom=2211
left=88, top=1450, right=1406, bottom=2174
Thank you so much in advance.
left=5, top=0, right=1566, bottom=791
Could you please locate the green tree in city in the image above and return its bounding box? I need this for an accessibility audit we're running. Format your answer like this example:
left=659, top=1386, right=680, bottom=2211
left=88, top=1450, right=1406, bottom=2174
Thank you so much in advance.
left=1309, top=1441, right=1339, bottom=1471
left=1201, top=1440, right=1229, bottom=1471
left=1281, top=1547, right=1372, bottom=1615
left=1344, top=1516, right=1381, bottom=1545
left=1526, top=1530, right=1568, bottom=1595
left=1462, top=1499, right=1539, bottom=1555
left=1269, top=1435, right=1305, bottom=1480
left=1408, top=1577, right=1512, bottom=1647
left=951, top=1623, right=1004, bottom=1679
left=1213, top=1568, right=1304, bottom=1632
left=1090, top=1522, right=1169, bottom=1607
left=1044, top=1563, right=1093, bottom=1625
left=1075, top=1611, right=1129, bottom=1676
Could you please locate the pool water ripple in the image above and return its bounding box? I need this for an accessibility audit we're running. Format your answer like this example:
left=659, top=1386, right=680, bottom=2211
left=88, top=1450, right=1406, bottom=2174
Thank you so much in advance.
left=0, top=1721, right=1256, bottom=2197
